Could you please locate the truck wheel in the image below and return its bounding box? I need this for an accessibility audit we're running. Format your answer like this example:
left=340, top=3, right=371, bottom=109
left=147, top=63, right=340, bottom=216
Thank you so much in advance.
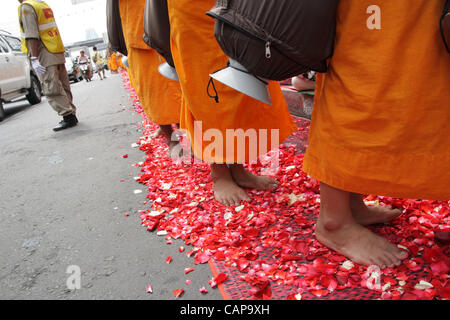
left=26, top=75, right=42, bottom=105
left=0, top=100, right=5, bottom=122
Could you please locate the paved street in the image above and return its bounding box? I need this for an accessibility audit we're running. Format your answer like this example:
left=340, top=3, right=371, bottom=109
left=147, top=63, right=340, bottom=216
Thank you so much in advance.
left=0, top=72, right=221, bottom=300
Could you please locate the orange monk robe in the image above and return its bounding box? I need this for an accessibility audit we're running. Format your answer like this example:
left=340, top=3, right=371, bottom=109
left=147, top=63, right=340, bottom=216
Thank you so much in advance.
left=167, top=0, right=297, bottom=164
left=118, top=0, right=181, bottom=125
left=117, top=53, right=126, bottom=70
left=109, top=52, right=119, bottom=72
left=303, top=0, right=450, bottom=200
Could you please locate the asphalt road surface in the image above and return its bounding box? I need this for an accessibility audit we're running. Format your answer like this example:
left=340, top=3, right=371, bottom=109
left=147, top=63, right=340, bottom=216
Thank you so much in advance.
left=0, top=72, right=222, bottom=300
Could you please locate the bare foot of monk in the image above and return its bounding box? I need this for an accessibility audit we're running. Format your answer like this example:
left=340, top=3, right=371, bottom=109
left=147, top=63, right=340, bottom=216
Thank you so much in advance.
left=150, top=127, right=163, bottom=139
left=211, top=164, right=250, bottom=206
left=350, top=193, right=402, bottom=226
left=315, top=183, right=408, bottom=268
left=229, top=164, right=279, bottom=191
left=316, top=218, right=407, bottom=268
left=157, top=124, right=183, bottom=158
left=168, top=140, right=184, bottom=159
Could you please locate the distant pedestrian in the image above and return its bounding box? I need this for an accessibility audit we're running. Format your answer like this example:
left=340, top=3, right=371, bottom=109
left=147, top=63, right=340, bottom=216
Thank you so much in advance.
left=92, top=46, right=106, bottom=80
left=18, top=0, right=78, bottom=131
left=77, top=50, right=92, bottom=82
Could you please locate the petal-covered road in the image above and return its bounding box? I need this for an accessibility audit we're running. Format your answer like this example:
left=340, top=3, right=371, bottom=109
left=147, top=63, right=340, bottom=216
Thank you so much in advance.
left=121, top=70, right=450, bottom=300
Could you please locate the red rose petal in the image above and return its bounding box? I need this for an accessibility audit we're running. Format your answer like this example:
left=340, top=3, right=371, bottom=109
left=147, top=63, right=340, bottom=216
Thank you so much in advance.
left=194, top=251, right=210, bottom=264
left=173, top=288, right=184, bottom=298
left=213, top=272, right=228, bottom=286
left=184, top=267, right=195, bottom=274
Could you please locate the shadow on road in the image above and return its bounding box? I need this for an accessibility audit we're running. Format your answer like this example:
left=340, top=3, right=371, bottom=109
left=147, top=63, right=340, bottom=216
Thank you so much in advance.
left=1, top=98, right=35, bottom=119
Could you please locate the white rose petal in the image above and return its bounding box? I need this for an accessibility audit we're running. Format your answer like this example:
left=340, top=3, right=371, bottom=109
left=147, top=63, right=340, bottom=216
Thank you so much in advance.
left=161, top=182, right=172, bottom=190
left=224, top=212, right=233, bottom=220
left=134, top=189, right=143, bottom=194
left=287, top=193, right=307, bottom=205
left=414, top=280, right=433, bottom=290
left=156, top=230, right=168, bottom=236
left=235, top=205, right=245, bottom=212
left=342, top=260, right=354, bottom=270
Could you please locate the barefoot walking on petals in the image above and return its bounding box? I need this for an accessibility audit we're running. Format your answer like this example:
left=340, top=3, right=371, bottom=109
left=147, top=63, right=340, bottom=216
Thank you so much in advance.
left=303, top=1, right=450, bottom=267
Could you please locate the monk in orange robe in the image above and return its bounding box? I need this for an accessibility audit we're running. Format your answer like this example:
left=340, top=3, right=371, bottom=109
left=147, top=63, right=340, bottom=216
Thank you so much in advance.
left=118, top=0, right=181, bottom=154
left=108, top=50, right=119, bottom=73
left=303, top=0, right=450, bottom=267
left=167, top=0, right=297, bottom=206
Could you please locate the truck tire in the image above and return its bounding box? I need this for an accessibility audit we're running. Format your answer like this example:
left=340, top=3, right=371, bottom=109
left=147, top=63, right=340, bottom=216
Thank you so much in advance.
left=0, top=100, right=5, bottom=122
left=26, top=75, right=42, bottom=105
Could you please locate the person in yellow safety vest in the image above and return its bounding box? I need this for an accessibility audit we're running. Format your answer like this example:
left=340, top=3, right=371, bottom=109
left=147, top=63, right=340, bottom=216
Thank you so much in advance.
left=18, top=0, right=78, bottom=132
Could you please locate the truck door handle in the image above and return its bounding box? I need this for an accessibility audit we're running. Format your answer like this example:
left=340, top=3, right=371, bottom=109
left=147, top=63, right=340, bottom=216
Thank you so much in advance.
left=5, top=57, right=9, bottom=62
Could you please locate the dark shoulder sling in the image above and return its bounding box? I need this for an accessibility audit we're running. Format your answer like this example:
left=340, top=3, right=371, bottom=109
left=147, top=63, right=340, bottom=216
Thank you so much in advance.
left=142, top=0, right=175, bottom=68
left=106, top=0, right=128, bottom=56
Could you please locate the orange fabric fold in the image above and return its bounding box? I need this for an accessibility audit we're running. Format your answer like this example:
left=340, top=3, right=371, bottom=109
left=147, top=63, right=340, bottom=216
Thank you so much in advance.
left=118, top=0, right=181, bottom=125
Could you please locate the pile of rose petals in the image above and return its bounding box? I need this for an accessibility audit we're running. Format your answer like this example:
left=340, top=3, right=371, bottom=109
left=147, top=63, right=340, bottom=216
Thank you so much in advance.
left=120, top=70, right=449, bottom=300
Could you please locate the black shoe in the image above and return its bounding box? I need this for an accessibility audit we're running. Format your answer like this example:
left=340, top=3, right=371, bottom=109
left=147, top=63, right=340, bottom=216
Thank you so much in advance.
left=53, top=114, right=78, bottom=132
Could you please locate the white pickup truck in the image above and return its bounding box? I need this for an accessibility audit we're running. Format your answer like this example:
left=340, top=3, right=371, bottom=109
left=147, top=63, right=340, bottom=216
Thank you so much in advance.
left=0, top=30, right=42, bottom=122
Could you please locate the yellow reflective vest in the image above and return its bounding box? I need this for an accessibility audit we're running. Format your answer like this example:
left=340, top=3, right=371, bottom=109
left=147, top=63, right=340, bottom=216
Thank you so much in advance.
left=19, top=0, right=65, bottom=54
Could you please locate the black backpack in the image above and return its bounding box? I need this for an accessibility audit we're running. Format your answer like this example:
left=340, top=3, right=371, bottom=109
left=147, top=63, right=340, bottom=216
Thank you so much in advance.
left=206, top=0, right=340, bottom=81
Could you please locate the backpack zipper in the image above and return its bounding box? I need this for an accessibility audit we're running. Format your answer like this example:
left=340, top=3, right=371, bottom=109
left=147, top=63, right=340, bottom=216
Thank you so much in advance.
left=206, top=11, right=314, bottom=73
left=207, top=12, right=272, bottom=59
